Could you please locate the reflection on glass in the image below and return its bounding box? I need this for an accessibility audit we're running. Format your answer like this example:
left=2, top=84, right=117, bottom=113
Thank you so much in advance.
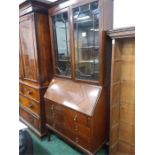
left=73, top=1, right=99, bottom=81
left=52, top=12, right=71, bottom=77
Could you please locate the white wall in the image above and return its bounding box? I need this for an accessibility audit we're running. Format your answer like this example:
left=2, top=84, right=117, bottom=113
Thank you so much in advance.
left=113, top=0, right=135, bottom=28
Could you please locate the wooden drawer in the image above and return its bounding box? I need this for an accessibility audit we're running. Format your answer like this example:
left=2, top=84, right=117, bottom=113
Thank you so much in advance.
left=54, top=122, right=65, bottom=133
left=19, top=95, right=40, bottom=115
left=23, top=85, right=40, bottom=101
left=74, top=135, right=91, bottom=150
left=63, top=127, right=91, bottom=150
left=63, top=127, right=76, bottom=141
left=64, top=108, right=91, bottom=139
left=45, top=100, right=54, bottom=125
left=74, top=123, right=91, bottom=138
left=20, top=108, right=40, bottom=131
left=19, top=83, right=23, bottom=94
left=64, top=108, right=91, bottom=127
left=64, top=119, right=91, bottom=139
left=45, top=100, right=64, bottom=127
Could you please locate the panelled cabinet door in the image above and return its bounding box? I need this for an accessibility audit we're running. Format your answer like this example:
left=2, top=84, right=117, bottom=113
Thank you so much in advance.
left=19, top=13, right=39, bottom=82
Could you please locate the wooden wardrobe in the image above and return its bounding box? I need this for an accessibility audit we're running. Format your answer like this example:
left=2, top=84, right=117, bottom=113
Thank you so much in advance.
left=19, top=1, right=53, bottom=137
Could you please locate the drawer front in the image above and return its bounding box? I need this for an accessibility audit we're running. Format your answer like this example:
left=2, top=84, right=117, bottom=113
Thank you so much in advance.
left=19, top=95, right=40, bottom=115
left=23, top=85, right=40, bottom=101
left=44, top=100, right=92, bottom=151
left=63, top=127, right=91, bottom=150
left=64, top=108, right=76, bottom=129
left=74, top=123, right=91, bottom=138
left=55, top=123, right=65, bottom=134
left=19, top=83, right=23, bottom=94
left=64, top=118, right=91, bottom=139
left=64, top=108, right=91, bottom=127
left=45, top=100, right=64, bottom=127
left=63, top=127, right=75, bottom=141
left=20, top=108, right=40, bottom=131
left=74, top=135, right=91, bottom=150
left=45, top=100, right=54, bottom=125
left=64, top=108, right=91, bottom=139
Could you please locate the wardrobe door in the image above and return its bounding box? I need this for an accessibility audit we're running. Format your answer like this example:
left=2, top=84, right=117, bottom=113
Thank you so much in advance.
left=19, top=13, right=39, bottom=82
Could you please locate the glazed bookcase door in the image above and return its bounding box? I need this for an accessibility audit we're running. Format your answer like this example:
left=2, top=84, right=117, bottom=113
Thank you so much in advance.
left=19, top=13, right=39, bottom=82
left=73, top=1, right=100, bottom=81
left=51, top=10, right=71, bottom=77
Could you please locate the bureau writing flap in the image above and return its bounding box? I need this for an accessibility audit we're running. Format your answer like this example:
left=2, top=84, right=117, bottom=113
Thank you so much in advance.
left=44, top=78, right=102, bottom=116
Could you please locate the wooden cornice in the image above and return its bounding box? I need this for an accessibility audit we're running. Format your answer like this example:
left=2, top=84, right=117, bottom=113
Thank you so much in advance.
left=19, top=0, right=49, bottom=17
left=107, top=26, right=135, bottom=39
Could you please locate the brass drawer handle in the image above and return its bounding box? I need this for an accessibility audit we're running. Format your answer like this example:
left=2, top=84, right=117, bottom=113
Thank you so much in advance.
left=28, top=103, right=33, bottom=108
left=75, top=137, right=79, bottom=143
left=28, top=91, right=33, bottom=95
left=74, top=114, right=78, bottom=121
left=75, top=125, right=78, bottom=131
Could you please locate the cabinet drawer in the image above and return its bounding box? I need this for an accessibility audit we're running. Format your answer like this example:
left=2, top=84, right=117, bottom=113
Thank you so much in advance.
left=20, top=108, right=40, bottom=131
left=63, top=127, right=91, bottom=150
left=64, top=118, right=91, bottom=138
left=45, top=100, right=64, bottom=127
left=45, top=100, right=54, bottom=125
left=63, top=127, right=75, bottom=141
left=74, top=135, right=91, bottom=150
left=19, top=83, right=23, bottom=94
left=74, top=123, right=91, bottom=138
left=64, top=108, right=91, bottom=127
left=23, top=85, right=40, bottom=101
left=19, top=95, right=40, bottom=115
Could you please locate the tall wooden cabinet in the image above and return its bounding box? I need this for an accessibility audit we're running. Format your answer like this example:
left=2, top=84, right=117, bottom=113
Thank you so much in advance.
left=44, top=0, right=113, bottom=154
left=108, top=27, right=135, bottom=155
left=19, top=1, right=53, bottom=137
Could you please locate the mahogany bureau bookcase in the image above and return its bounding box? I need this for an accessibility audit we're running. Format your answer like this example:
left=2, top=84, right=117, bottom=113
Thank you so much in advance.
left=44, top=0, right=113, bottom=154
left=19, top=1, right=53, bottom=137
left=108, top=27, right=135, bottom=155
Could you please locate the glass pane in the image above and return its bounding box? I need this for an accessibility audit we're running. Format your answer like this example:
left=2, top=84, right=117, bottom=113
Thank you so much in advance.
left=73, top=1, right=99, bottom=81
left=52, top=12, right=71, bottom=77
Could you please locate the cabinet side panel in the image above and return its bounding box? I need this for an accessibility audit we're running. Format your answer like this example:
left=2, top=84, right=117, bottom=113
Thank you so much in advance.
left=92, top=89, right=106, bottom=152
left=35, top=13, right=53, bottom=85
left=109, top=40, right=121, bottom=154
left=118, top=38, right=135, bottom=154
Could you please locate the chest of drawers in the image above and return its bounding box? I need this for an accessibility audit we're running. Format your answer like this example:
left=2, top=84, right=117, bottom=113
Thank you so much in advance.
left=44, top=78, right=108, bottom=154
left=19, top=83, right=47, bottom=136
